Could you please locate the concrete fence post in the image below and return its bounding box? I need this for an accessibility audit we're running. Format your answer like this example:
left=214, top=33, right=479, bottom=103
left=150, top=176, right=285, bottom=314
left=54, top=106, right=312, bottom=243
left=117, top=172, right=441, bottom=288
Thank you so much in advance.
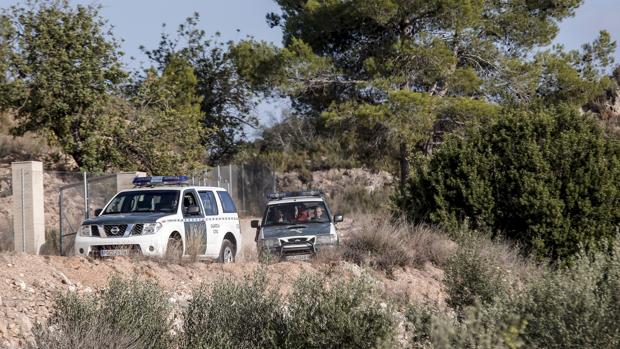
left=116, top=172, right=147, bottom=192
left=11, top=161, right=45, bottom=254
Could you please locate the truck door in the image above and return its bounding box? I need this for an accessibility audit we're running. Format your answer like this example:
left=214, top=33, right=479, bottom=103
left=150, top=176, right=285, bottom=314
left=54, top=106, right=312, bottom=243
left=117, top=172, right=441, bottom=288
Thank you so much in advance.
left=199, top=190, right=220, bottom=255
left=182, top=189, right=207, bottom=255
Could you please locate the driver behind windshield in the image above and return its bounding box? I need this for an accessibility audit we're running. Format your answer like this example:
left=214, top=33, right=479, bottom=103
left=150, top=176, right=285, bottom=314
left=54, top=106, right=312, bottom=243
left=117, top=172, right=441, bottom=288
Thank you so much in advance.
left=311, top=206, right=327, bottom=221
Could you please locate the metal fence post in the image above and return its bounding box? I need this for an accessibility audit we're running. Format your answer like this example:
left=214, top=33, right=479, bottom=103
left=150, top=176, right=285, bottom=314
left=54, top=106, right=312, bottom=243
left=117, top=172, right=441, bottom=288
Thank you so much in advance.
left=59, top=190, right=64, bottom=256
left=241, top=164, right=245, bottom=213
left=217, top=166, right=221, bottom=187
left=20, top=169, right=25, bottom=253
left=83, top=172, right=89, bottom=219
left=229, top=165, right=232, bottom=192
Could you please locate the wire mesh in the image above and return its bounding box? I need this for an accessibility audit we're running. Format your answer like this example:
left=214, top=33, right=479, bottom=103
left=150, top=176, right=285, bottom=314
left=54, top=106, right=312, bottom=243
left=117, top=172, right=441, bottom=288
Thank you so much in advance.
left=0, top=174, right=13, bottom=251
left=190, top=164, right=275, bottom=217
left=86, top=173, right=118, bottom=217
left=45, top=171, right=85, bottom=255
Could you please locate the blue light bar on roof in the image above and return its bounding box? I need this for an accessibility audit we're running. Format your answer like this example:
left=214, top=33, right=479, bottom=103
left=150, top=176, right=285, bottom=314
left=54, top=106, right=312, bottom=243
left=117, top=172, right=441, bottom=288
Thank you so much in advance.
left=267, top=190, right=324, bottom=200
left=132, top=176, right=189, bottom=187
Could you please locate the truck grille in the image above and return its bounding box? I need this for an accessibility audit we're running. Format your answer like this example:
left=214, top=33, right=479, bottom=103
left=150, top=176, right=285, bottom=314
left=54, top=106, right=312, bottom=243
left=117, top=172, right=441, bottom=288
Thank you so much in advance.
left=90, top=226, right=100, bottom=237
left=104, top=225, right=127, bottom=237
left=131, top=224, right=144, bottom=235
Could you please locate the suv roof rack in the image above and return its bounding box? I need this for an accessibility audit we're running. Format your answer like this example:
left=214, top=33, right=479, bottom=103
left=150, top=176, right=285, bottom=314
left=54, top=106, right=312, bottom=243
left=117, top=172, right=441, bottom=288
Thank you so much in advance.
left=132, top=176, right=190, bottom=187
left=267, top=190, right=324, bottom=200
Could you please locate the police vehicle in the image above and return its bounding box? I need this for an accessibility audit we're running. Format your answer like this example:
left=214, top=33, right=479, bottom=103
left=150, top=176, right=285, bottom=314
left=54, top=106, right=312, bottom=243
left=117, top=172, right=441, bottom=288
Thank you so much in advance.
left=252, top=190, right=343, bottom=260
left=74, top=176, right=241, bottom=262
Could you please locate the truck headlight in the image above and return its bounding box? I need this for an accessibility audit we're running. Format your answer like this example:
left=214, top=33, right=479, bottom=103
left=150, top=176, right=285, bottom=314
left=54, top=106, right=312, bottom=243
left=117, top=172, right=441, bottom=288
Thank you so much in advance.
left=143, top=222, right=163, bottom=235
left=316, top=234, right=337, bottom=245
left=262, top=238, right=280, bottom=248
left=79, top=225, right=91, bottom=237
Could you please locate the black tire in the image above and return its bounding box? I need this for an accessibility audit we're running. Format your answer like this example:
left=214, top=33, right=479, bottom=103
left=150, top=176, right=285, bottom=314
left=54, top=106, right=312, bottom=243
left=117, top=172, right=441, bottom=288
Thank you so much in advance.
left=165, top=235, right=183, bottom=261
left=218, top=239, right=236, bottom=263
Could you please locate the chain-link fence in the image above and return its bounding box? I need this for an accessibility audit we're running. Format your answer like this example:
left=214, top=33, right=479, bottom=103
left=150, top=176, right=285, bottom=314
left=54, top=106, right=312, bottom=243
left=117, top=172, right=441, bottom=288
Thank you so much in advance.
left=0, top=174, right=13, bottom=251
left=44, top=171, right=118, bottom=255
left=190, top=164, right=276, bottom=217
left=1, top=162, right=275, bottom=255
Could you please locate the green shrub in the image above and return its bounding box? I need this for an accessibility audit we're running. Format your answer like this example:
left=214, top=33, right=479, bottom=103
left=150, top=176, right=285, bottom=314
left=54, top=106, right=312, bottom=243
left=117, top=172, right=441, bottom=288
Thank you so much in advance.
left=286, top=275, right=394, bottom=349
left=509, top=242, right=620, bottom=348
left=183, top=270, right=394, bottom=349
left=397, top=104, right=620, bottom=260
left=33, top=277, right=173, bottom=349
left=443, top=236, right=512, bottom=314
left=183, top=271, right=285, bottom=349
left=421, top=241, right=620, bottom=349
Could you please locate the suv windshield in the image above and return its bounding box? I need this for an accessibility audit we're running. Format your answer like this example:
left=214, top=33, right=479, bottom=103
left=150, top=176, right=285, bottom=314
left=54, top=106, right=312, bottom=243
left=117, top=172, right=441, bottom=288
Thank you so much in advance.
left=103, top=190, right=179, bottom=215
left=264, top=201, right=330, bottom=226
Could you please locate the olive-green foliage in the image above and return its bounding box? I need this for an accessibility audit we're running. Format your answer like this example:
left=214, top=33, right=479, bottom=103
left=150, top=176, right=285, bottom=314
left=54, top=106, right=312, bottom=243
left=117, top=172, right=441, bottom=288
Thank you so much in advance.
left=444, top=236, right=511, bottom=314
left=239, top=0, right=608, bottom=175
left=242, top=113, right=360, bottom=173
left=285, top=275, right=394, bottom=349
left=420, top=241, right=620, bottom=349
left=121, top=54, right=206, bottom=175
left=183, top=271, right=285, bottom=349
left=398, top=104, right=620, bottom=260
left=1, top=0, right=127, bottom=171
left=143, top=13, right=260, bottom=165
left=183, top=271, right=395, bottom=349
left=510, top=243, right=620, bottom=348
left=33, top=277, right=173, bottom=349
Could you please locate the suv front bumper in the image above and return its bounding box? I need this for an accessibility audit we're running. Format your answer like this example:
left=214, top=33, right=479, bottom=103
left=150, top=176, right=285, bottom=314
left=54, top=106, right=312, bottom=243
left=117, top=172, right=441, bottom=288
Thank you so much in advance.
left=74, top=234, right=166, bottom=257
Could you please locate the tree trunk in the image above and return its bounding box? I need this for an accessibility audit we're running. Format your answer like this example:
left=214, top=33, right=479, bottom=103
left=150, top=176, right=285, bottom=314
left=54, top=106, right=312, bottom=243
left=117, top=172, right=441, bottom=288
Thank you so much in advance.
left=399, top=142, right=409, bottom=195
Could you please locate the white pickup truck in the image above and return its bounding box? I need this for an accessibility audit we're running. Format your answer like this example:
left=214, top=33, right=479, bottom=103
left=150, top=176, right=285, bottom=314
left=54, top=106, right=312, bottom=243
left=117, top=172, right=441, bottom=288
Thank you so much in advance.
left=74, top=176, right=241, bottom=262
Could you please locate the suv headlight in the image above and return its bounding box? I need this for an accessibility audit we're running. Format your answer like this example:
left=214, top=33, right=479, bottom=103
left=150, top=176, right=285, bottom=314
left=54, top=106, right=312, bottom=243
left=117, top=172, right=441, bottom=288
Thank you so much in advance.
left=316, top=234, right=337, bottom=245
left=79, top=225, right=91, bottom=237
left=262, top=238, right=280, bottom=248
left=143, top=222, right=163, bottom=235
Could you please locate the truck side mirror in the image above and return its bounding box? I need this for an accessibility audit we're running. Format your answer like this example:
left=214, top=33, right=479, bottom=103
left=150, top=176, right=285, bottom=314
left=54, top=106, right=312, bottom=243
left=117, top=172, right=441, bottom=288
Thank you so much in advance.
left=334, top=214, right=344, bottom=223
left=251, top=220, right=260, bottom=228
left=94, top=208, right=103, bottom=216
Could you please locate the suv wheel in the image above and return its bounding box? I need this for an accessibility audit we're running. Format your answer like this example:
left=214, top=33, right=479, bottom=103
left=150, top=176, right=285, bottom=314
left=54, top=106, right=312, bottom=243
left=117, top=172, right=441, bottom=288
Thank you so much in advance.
left=166, top=235, right=183, bottom=261
left=218, top=239, right=235, bottom=263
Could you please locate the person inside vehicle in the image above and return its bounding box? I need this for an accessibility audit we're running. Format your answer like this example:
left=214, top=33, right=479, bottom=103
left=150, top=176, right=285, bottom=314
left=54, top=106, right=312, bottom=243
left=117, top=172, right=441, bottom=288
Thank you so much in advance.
left=275, top=208, right=286, bottom=223
left=311, top=206, right=326, bottom=221
left=295, top=205, right=310, bottom=222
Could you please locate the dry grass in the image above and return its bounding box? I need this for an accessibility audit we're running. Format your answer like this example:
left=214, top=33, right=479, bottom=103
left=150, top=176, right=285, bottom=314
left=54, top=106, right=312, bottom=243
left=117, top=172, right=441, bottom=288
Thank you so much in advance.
left=342, top=214, right=455, bottom=276
left=185, top=225, right=207, bottom=263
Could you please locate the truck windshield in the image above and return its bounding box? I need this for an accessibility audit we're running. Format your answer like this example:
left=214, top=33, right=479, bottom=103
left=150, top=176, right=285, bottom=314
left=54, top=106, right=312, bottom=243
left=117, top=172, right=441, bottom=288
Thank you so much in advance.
left=263, top=202, right=330, bottom=226
left=103, top=190, right=179, bottom=215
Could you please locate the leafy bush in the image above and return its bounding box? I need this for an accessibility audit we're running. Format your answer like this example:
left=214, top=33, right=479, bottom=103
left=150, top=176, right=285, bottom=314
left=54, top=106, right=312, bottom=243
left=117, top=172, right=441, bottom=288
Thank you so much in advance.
left=397, top=104, right=620, bottom=260
left=33, top=277, right=173, bottom=349
left=510, top=242, right=620, bottom=348
left=412, top=240, right=620, bottom=349
left=443, top=236, right=514, bottom=314
left=286, top=275, right=394, bottom=349
left=183, top=271, right=285, bottom=349
left=184, top=270, right=395, bottom=349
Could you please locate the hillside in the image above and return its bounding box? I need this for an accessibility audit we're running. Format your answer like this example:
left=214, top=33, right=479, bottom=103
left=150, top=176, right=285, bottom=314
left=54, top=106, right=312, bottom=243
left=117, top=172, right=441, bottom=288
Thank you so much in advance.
left=0, top=216, right=446, bottom=348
